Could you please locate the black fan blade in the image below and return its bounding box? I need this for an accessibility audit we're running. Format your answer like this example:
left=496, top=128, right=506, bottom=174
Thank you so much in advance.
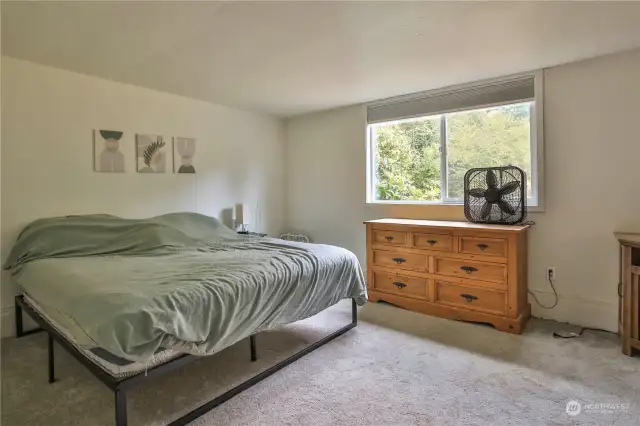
left=499, top=181, right=520, bottom=195
left=480, top=202, right=492, bottom=219
left=498, top=200, right=516, bottom=215
left=469, top=188, right=485, bottom=198
left=486, top=170, right=497, bottom=189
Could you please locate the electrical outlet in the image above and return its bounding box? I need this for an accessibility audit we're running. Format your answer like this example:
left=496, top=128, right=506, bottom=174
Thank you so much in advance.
left=546, top=267, right=556, bottom=280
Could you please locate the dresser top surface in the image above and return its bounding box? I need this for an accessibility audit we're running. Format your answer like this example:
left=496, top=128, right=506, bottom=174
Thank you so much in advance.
left=364, top=218, right=530, bottom=232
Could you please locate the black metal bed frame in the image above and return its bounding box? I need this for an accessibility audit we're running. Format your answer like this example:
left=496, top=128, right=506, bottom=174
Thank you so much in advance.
left=14, top=295, right=358, bottom=426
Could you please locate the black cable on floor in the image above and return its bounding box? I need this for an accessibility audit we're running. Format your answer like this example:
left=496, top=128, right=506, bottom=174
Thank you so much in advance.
left=528, top=272, right=617, bottom=339
left=552, top=327, right=617, bottom=339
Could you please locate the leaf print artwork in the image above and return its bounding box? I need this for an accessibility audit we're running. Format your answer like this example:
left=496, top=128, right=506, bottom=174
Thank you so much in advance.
left=136, top=134, right=167, bottom=173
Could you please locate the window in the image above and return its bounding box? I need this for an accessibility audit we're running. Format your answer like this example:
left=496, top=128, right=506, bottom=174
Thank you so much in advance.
left=366, top=73, right=543, bottom=208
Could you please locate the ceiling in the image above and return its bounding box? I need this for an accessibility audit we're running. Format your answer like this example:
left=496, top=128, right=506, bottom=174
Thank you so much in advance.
left=3, top=1, right=640, bottom=117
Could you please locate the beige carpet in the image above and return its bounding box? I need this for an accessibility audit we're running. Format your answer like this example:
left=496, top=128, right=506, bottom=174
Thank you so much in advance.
left=2, top=301, right=639, bottom=426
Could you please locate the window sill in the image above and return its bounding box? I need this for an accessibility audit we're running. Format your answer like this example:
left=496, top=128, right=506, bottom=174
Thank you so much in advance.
left=366, top=200, right=544, bottom=213
left=367, top=200, right=463, bottom=206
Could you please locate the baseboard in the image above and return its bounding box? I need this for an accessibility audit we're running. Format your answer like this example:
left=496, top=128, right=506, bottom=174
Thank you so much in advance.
left=528, top=289, right=618, bottom=332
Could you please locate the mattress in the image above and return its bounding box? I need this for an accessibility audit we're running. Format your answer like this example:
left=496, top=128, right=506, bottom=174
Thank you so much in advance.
left=24, top=294, right=183, bottom=379
left=6, top=213, right=367, bottom=363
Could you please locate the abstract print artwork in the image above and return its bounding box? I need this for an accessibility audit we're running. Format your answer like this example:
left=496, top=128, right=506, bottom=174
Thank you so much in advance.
left=173, top=137, right=196, bottom=173
left=94, top=130, right=125, bottom=172
left=136, top=134, right=167, bottom=173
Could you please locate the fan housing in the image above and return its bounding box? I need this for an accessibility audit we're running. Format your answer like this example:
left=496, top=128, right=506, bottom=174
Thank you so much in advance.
left=463, top=166, right=527, bottom=225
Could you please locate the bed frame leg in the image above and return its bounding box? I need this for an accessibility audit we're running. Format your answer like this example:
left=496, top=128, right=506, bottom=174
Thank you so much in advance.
left=15, top=301, right=24, bottom=337
left=115, top=388, right=127, bottom=426
left=48, top=333, right=56, bottom=383
left=352, top=298, right=357, bottom=324
left=250, top=335, right=257, bottom=362
left=14, top=295, right=44, bottom=338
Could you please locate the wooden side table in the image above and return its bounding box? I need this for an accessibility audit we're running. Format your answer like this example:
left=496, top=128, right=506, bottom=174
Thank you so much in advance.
left=616, top=232, right=640, bottom=356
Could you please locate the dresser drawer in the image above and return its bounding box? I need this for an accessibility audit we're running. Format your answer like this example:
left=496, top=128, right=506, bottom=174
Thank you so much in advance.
left=459, top=236, right=507, bottom=257
left=372, top=250, right=427, bottom=272
left=373, top=271, right=428, bottom=299
left=433, top=257, right=507, bottom=284
left=413, top=233, right=453, bottom=251
left=435, top=281, right=506, bottom=315
left=372, top=230, right=407, bottom=246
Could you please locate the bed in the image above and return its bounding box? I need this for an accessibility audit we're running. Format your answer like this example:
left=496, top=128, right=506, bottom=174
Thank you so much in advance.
left=5, top=212, right=367, bottom=425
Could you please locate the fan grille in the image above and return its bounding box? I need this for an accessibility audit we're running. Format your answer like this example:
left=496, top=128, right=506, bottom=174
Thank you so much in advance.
left=464, top=166, right=526, bottom=224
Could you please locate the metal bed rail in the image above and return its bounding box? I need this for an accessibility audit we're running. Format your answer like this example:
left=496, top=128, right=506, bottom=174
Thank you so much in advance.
left=15, top=295, right=358, bottom=426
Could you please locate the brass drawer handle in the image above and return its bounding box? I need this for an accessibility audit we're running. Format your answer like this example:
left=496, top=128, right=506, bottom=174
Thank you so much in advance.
left=476, top=244, right=489, bottom=251
left=427, top=239, right=437, bottom=246
left=460, top=266, right=478, bottom=274
left=385, top=236, right=394, bottom=242
left=392, top=257, right=406, bottom=264
left=460, top=293, right=478, bottom=302
left=393, top=281, right=407, bottom=289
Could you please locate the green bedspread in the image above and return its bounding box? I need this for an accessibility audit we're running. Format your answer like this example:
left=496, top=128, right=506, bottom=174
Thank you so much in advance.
left=4, top=213, right=367, bottom=362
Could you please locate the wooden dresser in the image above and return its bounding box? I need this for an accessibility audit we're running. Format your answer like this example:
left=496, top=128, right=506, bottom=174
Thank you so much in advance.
left=365, top=218, right=531, bottom=334
left=616, top=232, right=640, bottom=356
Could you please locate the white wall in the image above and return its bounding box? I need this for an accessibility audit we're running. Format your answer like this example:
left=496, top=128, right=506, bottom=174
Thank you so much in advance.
left=286, top=49, right=640, bottom=332
left=1, top=57, right=286, bottom=336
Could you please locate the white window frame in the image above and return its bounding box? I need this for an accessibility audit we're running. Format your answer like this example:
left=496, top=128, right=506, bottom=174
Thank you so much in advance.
left=365, top=71, right=545, bottom=212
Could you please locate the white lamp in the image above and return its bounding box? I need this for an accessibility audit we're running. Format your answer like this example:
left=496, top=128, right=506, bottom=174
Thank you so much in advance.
left=233, top=203, right=244, bottom=231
